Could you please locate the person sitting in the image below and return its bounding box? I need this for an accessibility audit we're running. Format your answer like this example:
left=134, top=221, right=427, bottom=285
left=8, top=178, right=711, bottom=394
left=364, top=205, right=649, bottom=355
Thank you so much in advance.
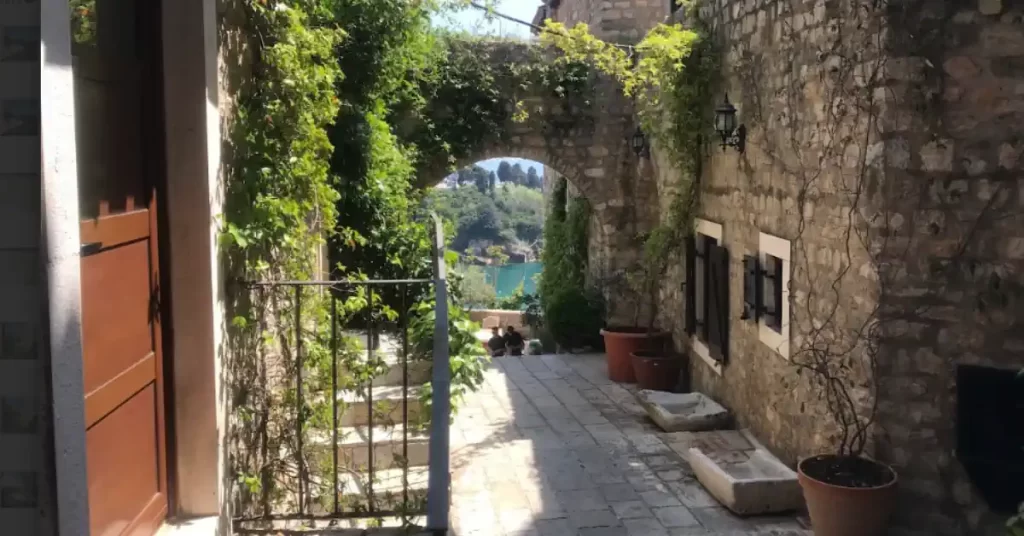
left=503, top=325, right=525, bottom=356
left=487, top=327, right=506, bottom=357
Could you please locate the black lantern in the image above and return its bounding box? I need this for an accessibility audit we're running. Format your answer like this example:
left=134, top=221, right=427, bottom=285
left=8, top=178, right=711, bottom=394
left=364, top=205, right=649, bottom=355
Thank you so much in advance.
left=630, top=126, right=649, bottom=158
left=714, top=94, right=746, bottom=153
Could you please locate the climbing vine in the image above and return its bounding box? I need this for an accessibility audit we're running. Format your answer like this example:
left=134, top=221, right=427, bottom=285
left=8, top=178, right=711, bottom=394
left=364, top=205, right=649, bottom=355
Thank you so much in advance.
left=539, top=178, right=603, bottom=349
left=222, top=0, right=607, bottom=518
left=222, top=0, right=348, bottom=518
left=540, top=8, right=719, bottom=329
left=223, top=1, right=344, bottom=280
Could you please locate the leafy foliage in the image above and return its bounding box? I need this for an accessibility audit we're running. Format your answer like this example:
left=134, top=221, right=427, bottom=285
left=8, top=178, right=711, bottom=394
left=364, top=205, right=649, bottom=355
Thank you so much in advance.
left=427, top=180, right=544, bottom=257
left=224, top=2, right=345, bottom=279
left=408, top=300, right=490, bottom=425
left=327, top=0, right=441, bottom=285
left=69, top=0, right=97, bottom=45
left=495, top=283, right=529, bottom=310
left=540, top=16, right=718, bottom=331
left=455, top=265, right=497, bottom=308
left=222, top=0, right=349, bottom=515
left=538, top=178, right=603, bottom=349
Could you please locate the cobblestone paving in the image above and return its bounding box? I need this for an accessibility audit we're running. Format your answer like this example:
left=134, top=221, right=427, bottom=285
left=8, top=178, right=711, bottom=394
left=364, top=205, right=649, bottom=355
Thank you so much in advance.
left=449, top=354, right=810, bottom=536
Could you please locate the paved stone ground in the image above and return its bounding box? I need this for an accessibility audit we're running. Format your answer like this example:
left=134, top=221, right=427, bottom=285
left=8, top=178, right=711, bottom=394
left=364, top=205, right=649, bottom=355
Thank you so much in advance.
left=449, top=354, right=811, bottom=536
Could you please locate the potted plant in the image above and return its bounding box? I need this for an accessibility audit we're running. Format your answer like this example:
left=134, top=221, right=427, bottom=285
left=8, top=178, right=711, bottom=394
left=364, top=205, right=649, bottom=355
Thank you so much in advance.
left=599, top=227, right=680, bottom=385
left=596, top=267, right=662, bottom=382
left=793, top=341, right=898, bottom=536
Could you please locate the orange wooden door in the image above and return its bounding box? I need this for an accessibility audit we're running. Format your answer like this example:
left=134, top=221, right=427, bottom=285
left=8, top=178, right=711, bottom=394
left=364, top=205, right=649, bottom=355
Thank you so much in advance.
left=72, top=0, right=169, bottom=534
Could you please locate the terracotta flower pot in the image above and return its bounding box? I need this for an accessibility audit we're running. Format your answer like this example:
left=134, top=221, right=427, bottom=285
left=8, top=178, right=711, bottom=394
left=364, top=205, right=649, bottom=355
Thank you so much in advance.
left=797, top=455, right=898, bottom=536
left=631, top=350, right=683, bottom=391
left=599, top=328, right=667, bottom=383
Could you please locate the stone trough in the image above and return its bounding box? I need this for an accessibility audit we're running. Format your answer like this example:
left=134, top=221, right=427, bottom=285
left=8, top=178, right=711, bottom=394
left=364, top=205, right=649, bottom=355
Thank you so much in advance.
left=636, top=390, right=731, bottom=432
left=665, top=429, right=803, bottom=515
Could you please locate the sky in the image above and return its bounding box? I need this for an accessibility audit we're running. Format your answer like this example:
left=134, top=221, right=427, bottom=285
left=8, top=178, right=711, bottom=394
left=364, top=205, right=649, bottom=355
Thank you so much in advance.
left=433, top=1, right=544, bottom=41
left=432, top=2, right=547, bottom=182
left=477, top=157, right=543, bottom=178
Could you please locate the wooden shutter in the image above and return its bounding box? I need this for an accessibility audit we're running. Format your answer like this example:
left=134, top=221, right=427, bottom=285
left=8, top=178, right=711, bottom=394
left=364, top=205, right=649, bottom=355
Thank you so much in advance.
left=684, top=236, right=696, bottom=335
left=708, top=245, right=730, bottom=362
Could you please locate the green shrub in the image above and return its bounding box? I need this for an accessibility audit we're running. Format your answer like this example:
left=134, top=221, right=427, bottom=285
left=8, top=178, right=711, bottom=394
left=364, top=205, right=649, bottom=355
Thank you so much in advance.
left=455, top=264, right=497, bottom=309
left=407, top=299, right=489, bottom=424
left=495, top=283, right=532, bottom=310
left=544, top=288, right=604, bottom=351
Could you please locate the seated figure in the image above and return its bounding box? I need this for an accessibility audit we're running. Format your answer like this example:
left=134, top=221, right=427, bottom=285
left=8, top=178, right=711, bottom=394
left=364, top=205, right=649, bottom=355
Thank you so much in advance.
left=487, top=327, right=506, bottom=357
left=503, top=325, right=525, bottom=356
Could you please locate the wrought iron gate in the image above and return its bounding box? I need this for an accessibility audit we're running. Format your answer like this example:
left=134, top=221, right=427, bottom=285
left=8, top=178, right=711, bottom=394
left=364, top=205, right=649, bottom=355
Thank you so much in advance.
left=230, top=218, right=450, bottom=534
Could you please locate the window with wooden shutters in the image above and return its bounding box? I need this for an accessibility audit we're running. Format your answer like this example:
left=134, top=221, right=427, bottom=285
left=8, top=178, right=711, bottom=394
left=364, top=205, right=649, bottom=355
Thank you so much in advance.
left=707, top=244, right=730, bottom=362
left=757, top=231, right=792, bottom=360
left=685, top=236, right=696, bottom=335
left=694, top=234, right=716, bottom=343
left=689, top=219, right=726, bottom=374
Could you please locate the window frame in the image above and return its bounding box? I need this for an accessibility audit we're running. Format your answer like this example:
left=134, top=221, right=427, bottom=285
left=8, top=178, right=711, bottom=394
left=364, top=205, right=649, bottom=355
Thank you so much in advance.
left=758, top=232, right=791, bottom=360
left=689, top=219, right=724, bottom=375
left=694, top=232, right=715, bottom=343
left=762, top=254, right=783, bottom=333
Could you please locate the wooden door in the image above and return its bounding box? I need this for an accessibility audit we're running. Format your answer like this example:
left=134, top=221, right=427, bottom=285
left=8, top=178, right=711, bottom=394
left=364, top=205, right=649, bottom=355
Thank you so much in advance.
left=72, top=0, right=169, bottom=534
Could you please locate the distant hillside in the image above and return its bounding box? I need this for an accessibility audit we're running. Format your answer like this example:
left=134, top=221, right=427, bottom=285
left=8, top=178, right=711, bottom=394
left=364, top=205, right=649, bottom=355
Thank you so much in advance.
left=427, top=162, right=544, bottom=263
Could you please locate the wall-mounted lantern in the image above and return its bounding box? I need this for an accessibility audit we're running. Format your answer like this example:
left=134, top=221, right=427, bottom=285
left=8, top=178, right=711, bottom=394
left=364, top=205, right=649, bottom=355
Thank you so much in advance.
left=714, top=94, right=746, bottom=153
left=631, top=125, right=649, bottom=158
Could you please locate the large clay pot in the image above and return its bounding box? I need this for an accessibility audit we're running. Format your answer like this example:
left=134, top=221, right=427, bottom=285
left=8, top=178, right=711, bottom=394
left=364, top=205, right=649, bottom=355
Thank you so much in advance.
left=631, top=350, right=683, bottom=391
left=797, top=455, right=898, bottom=536
left=599, top=328, right=667, bottom=383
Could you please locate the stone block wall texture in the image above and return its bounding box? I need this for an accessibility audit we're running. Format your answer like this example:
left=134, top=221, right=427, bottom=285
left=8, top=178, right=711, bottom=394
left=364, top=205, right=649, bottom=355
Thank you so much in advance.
left=637, top=0, right=1022, bottom=534
left=873, top=1, right=1024, bottom=534
left=653, top=0, right=884, bottom=469
left=553, top=0, right=671, bottom=42
left=0, top=1, right=55, bottom=534
left=434, top=40, right=659, bottom=322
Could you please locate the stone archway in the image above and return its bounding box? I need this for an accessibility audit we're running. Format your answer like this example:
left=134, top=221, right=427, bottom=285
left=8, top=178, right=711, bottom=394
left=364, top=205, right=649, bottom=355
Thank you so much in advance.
left=419, top=39, right=662, bottom=323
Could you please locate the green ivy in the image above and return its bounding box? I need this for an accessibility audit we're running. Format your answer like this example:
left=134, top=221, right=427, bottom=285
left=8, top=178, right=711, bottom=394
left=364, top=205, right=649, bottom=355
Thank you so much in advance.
left=540, top=8, right=719, bottom=330
left=539, top=178, right=604, bottom=349
left=407, top=300, right=490, bottom=427
left=223, top=1, right=345, bottom=280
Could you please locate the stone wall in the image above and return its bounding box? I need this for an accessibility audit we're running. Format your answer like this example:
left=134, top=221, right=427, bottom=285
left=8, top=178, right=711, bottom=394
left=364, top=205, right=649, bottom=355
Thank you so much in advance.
left=873, top=1, right=1024, bottom=534
left=495, top=1, right=1021, bottom=533
left=0, top=2, right=56, bottom=534
left=651, top=0, right=884, bottom=466
left=432, top=40, right=659, bottom=320
left=638, top=0, right=1022, bottom=534
left=553, top=0, right=670, bottom=42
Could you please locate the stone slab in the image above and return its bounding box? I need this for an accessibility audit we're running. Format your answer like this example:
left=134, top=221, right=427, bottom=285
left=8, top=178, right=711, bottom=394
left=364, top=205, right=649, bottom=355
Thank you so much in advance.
left=684, top=430, right=803, bottom=515
left=636, top=390, right=731, bottom=432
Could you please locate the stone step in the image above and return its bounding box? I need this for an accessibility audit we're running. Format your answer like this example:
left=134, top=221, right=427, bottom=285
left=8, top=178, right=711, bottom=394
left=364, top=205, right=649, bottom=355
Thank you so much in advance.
left=243, top=469, right=430, bottom=534
left=666, top=429, right=802, bottom=515
left=337, top=385, right=426, bottom=427
left=637, top=390, right=731, bottom=432
left=310, top=424, right=431, bottom=471
left=368, top=357, right=432, bottom=388
left=339, top=330, right=432, bottom=387
left=319, top=466, right=429, bottom=515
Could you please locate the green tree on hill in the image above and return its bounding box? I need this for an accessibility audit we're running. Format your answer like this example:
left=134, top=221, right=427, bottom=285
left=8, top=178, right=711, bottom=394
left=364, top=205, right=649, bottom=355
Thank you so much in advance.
left=526, top=166, right=541, bottom=189
left=509, top=162, right=526, bottom=185
left=426, top=176, right=544, bottom=256
left=497, top=160, right=512, bottom=185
